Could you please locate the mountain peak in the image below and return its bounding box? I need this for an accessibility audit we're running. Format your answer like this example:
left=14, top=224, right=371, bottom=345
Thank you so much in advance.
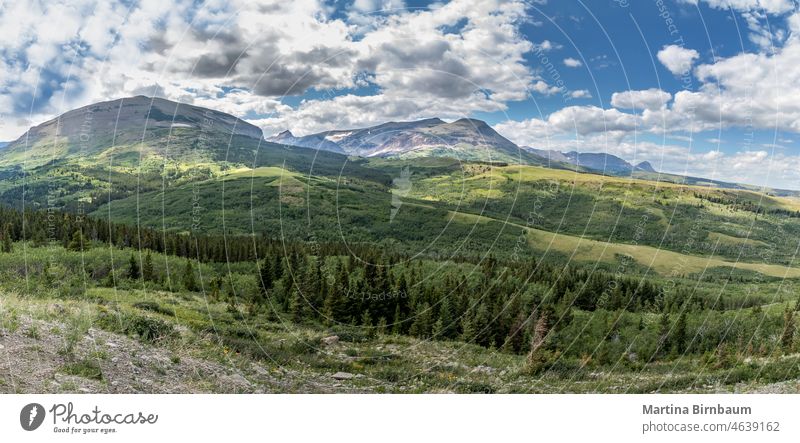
left=276, top=129, right=294, bottom=138
left=451, top=117, right=490, bottom=127
left=2, top=96, right=264, bottom=168
left=418, top=117, right=444, bottom=124
left=635, top=161, right=657, bottom=173
left=564, top=151, right=636, bottom=174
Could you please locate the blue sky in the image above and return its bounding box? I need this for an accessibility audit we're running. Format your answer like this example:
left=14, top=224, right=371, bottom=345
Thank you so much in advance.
left=2, top=0, right=800, bottom=188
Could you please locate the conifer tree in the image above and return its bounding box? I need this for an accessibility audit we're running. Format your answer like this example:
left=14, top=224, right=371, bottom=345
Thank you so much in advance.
left=128, top=253, right=140, bottom=279
left=1, top=223, right=12, bottom=253
left=376, top=317, right=388, bottom=336
left=526, top=306, right=555, bottom=372
left=409, top=302, right=432, bottom=338
left=672, top=311, right=688, bottom=355
left=432, top=296, right=454, bottom=339
left=471, top=302, right=492, bottom=347
left=658, top=312, right=671, bottom=356
left=460, top=308, right=476, bottom=343
left=143, top=250, right=154, bottom=282
left=68, top=229, right=85, bottom=251
left=258, top=259, right=274, bottom=298
left=391, top=304, right=403, bottom=335
left=361, top=310, right=374, bottom=338
left=183, top=259, right=198, bottom=292
left=781, top=306, right=796, bottom=354
left=289, top=290, right=305, bottom=323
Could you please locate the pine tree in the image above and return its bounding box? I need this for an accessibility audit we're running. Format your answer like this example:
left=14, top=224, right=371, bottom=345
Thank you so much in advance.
left=781, top=306, right=795, bottom=354
left=209, top=275, right=223, bottom=302
left=182, top=259, right=198, bottom=292
left=289, top=290, right=305, bottom=323
left=672, top=311, right=688, bottom=355
left=391, top=304, right=403, bottom=335
left=272, top=254, right=284, bottom=281
left=142, top=251, right=154, bottom=282
left=529, top=308, right=551, bottom=355
left=1, top=223, right=12, bottom=253
left=376, top=317, right=388, bottom=336
left=409, top=302, right=432, bottom=338
left=502, top=311, right=529, bottom=354
left=128, top=253, right=140, bottom=279
left=361, top=310, right=374, bottom=338
left=526, top=306, right=555, bottom=372
left=658, top=312, right=671, bottom=356
left=68, top=230, right=85, bottom=251
left=433, top=296, right=454, bottom=339
left=460, top=309, right=476, bottom=343
left=471, top=302, right=491, bottom=347
left=32, top=228, right=46, bottom=247
left=258, top=259, right=274, bottom=298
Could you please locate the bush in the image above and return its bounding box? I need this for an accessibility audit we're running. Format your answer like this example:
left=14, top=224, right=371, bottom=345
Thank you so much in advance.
left=96, top=309, right=174, bottom=343
left=61, top=359, right=103, bottom=380
left=132, top=301, right=175, bottom=317
left=453, top=381, right=496, bottom=394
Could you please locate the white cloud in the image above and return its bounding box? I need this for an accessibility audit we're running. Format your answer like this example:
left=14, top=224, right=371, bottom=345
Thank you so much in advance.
left=563, top=57, right=582, bottom=68
left=569, top=89, right=592, bottom=99
left=0, top=0, right=538, bottom=139
left=657, top=45, right=700, bottom=75
left=611, top=89, right=672, bottom=111
left=678, top=0, right=795, bottom=15
left=532, top=40, right=561, bottom=52
left=351, top=0, right=407, bottom=13
left=531, top=80, right=564, bottom=96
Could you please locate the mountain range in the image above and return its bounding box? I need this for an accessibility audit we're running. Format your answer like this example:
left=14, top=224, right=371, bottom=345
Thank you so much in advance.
left=0, top=95, right=795, bottom=198
left=266, top=116, right=664, bottom=175
left=268, top=117, right=561, bottom=166
left=522, top=148, right=657, bottom=175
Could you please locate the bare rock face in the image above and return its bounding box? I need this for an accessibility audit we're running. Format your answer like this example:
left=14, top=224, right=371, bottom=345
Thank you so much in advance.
left=267, top=117, right=544, bottom=164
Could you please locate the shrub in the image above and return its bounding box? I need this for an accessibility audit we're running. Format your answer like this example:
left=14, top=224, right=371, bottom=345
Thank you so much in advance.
left=96, top=309, right=174, bottom=343
left=132, top=301, right=175, bottom=317
left=61, top=359, right=103, bottom=380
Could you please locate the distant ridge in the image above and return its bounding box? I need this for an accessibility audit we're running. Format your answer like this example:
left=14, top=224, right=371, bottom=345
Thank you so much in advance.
left=268, top=117, right=556, bottom=165
left=635, top=161, right=657, bottom=173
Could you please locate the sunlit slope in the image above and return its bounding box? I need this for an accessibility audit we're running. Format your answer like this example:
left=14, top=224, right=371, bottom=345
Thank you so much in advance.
left=405, top=163, right=800, bottom=266
left=91, top=160, right=800, bottom=279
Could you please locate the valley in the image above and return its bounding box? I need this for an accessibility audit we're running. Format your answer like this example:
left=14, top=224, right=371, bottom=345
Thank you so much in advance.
left=2, top=96, right=800, bottom=394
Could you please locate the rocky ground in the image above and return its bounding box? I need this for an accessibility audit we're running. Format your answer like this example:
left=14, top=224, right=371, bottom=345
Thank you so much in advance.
left=3, top=292, right=799, bottom=394
left=0, top=314, right=381, bottom=394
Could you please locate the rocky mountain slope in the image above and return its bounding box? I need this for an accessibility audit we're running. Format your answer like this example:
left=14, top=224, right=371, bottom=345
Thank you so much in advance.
left=0, top=96, right=263, bottom=168
left=268, top=117, right=557, bottom=165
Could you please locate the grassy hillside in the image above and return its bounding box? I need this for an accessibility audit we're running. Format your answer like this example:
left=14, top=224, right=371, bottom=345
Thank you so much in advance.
left=2, top=241, right=800, bottom=394
left=93, top=158, right=800, bottom=275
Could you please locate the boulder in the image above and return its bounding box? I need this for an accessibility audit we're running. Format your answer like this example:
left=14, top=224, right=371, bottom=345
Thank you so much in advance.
left=331, top=371, right=355, bottom=380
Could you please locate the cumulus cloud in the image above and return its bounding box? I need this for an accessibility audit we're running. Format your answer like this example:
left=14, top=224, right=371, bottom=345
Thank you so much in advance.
left=563, top=57, right=582, bottom=68
left=569, top=90, right=592, bottom=99
left=678, top=0, right=795, bottom=15
left=0, top=0, right=538, bottom=139
left=611, top=89, right=672, bottom=111
left=657, top=45, right=700, bottom=75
